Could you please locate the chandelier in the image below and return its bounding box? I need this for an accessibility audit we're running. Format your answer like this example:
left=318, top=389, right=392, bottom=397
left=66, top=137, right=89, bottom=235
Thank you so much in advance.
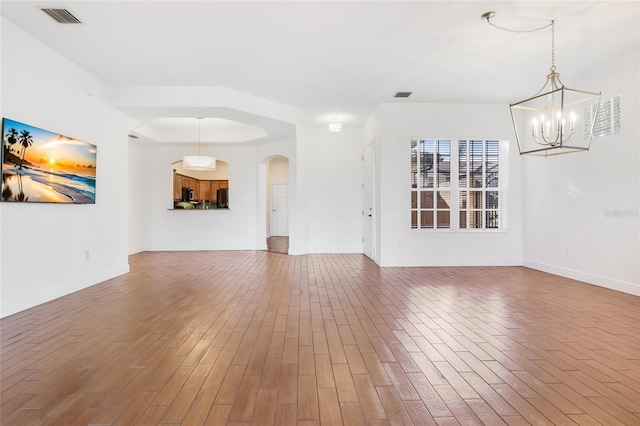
left=482, top=11, right=601, bottom=156
left=183, top=118, right=216, bottom=171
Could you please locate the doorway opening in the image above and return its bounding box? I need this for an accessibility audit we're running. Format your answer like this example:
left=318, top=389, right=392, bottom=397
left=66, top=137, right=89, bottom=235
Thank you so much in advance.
left=266, top=157, right=289, bottom=253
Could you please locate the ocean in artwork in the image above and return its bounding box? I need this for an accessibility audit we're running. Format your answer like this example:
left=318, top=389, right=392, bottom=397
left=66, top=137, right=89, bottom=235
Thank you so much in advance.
left=2, top=165, right=95, bottom=203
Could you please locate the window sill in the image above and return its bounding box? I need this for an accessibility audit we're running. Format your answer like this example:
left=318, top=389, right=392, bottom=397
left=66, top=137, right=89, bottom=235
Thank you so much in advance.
left=410, top=228, right=507, bottom=233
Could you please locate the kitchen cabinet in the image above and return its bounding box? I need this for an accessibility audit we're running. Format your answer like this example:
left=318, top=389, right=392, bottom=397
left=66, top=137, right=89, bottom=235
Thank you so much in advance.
left=173, top=172, right=228, bottom=203
left=174, top=174, right=182, bottom=200
left=199, top=180, right=211, bottom=201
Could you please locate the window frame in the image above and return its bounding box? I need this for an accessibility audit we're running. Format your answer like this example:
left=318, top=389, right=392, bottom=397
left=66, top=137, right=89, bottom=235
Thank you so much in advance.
left=411, top=138, right=506, bottom=232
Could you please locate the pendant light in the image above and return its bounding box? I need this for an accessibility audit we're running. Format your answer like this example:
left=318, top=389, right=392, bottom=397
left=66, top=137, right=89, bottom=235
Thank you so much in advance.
left=183, top=118, right=216, bottom=170
left=482, top=11, right=601, bottom=156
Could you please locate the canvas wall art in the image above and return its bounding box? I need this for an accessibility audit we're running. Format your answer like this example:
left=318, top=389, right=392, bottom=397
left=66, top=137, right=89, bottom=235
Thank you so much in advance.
left=2, top=118, right=97, bottom=204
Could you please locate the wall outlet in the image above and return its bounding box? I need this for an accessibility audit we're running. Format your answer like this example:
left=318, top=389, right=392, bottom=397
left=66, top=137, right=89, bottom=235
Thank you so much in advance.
left=85, top=250, right=90, bottom=260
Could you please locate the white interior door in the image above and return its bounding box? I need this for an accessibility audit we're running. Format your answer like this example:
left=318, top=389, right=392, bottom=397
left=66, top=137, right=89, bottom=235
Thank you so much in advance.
left=363, top=142, right=375, bottom=259
left=270, top=184, right=289, bottom=236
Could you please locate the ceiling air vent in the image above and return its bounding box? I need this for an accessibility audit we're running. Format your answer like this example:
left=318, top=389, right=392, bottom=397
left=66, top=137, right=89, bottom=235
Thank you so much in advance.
left=394, top=92, right=412, bottom=98
left=41, top=9, right=82, bottom=24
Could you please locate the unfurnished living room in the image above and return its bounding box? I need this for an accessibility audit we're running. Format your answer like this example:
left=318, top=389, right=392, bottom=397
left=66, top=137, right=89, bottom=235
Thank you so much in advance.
left=0, top=1, right=638, bottom=425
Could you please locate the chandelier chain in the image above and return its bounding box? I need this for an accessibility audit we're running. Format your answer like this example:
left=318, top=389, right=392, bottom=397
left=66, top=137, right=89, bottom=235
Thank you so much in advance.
left=550, top=20, right=555, bottom=72
left=485, top=16, right=553, bottom=34
left=485, top=15, right=555, bottom=72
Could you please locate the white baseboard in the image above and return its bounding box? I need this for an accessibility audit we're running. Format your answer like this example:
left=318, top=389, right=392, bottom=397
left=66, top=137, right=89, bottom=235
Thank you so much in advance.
left=0, top=264, right=130, bottom=318
left=524, top=260, right=639, bottom=296
left=379, top=257, right=523, bottom=267
left=142, top=244, right=258, bottom=251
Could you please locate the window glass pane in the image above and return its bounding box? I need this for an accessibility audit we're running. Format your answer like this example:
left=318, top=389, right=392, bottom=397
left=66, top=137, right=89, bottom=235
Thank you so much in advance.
left=469, top=211, right=483, bottom=229
left=459, top=140, right=467, bottom=188
left=420, top=140, right=434, bottom=188
left=459, top=191, right=467, bottom=209
left=469, top=190, right=483, bottom=209
left=437, top=191, right=450, bottom=209
left=420, top=211, right=434, bottom=229
left=411, top=191, right=417, bottom=209
left=486, top=140, right=499, bottom=188
left=470, top=140, right=483, bottom=187
left=437, top=140, right=451, bottom=188
left=420, top=191, right=434, bottom=209
left=411, top=211, right=417, bottom=229
left=486, top=211, right=499, bottom=229
left=437, top=211, right=450, bottom=229
left=411, top=140, right=418, bottom=188
left=486, top=191, right=499, bottom=209
left=459, top=211, right=467, bottom=229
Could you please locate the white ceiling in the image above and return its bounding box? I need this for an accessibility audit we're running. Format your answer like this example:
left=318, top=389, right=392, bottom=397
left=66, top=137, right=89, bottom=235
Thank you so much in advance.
left=1, top=1, right=638, bottom=144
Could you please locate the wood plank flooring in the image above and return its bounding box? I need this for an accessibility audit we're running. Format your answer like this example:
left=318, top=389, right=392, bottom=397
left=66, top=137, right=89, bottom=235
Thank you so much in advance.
left=1, top=251, right=639, bottom=425
left=266, top=237, right=289, bottom=254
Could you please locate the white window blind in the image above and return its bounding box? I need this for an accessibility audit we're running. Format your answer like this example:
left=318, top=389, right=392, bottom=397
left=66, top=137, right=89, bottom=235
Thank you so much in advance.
left=585, top=95, right=621, bottom=139
left=411, top=139, right=451, bottom=229
left=458, top=140, right=500, bottom=229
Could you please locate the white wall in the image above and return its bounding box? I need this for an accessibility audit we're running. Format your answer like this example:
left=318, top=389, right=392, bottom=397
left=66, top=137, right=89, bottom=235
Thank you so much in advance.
left=130, top=127, right=363, bottom=256
left=523, top=50, right=640, bottom=296
left=1, top=19, right=138, bottom=317
left=367, top=103, right=523, bottom=267
left=132, top=144, right=258, bottom=251
left=129, top=140, right=146, bottom=254
left=293, top=126, right=363, bottom=254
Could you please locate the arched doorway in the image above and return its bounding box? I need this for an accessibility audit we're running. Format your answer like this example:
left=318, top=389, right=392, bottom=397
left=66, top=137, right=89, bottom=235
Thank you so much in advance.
left=266, top=156, right=289, bottom=253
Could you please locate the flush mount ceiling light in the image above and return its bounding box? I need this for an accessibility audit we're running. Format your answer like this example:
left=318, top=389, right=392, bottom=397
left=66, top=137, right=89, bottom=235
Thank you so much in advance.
left=183, top=118, right=216, bottom=171
left=482, top=11, right=601, bottom=156
left=328, top=122, right=342, bottom=132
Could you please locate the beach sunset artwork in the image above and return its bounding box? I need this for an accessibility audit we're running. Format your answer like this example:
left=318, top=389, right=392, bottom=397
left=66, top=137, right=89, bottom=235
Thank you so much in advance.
left=2, top=118, right=97, bottom=204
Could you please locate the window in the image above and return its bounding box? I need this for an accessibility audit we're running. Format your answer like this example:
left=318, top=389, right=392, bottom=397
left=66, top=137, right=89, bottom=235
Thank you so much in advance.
left=458, top=140, right=500, bottom=229
left=411, top=139, right=451, bottom=229
left=585, top=95, right=621, bottom=140
left=412, top=139, right=502, bottom=230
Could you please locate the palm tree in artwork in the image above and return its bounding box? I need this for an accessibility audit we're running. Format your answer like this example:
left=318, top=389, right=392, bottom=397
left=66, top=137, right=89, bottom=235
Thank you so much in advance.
left=14, top=174, right=28, bottom=202
left=3, top=128, right=19, bottom=160
left=17, top=129, right=33, bottom=169
left=1, top=174, right=13, bottom=201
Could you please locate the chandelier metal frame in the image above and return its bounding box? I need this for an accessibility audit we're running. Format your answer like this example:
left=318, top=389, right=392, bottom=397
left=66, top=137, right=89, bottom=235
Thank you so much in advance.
left=482, top=11, right=602, bottom=157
